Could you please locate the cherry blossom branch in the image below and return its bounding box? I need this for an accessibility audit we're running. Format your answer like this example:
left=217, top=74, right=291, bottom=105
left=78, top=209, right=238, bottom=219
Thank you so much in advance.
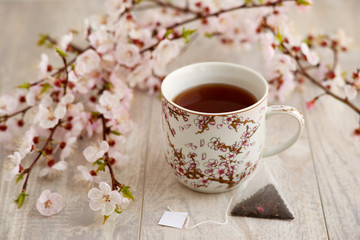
left=0, top=106, right=31, bottom=124
left=145, top=0, right=198, bottom=14
left=140, top=0, right=296, bottom=53
left=21, top=122, right=61, bottom=193
left=100, top=115, right=122, bottom=191
left=29, top=45, right=91, bottom=88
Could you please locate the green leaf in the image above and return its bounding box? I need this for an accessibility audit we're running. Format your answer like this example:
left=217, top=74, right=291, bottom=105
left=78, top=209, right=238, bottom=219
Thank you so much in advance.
left=121, top=186, right=135, bottom=201
left=111, top=130, right=122, bottom=136
left=15, top=192, right=28, bottom=209
left=164, top=29, right=174, bottom=39
left=104, top=82, right=112, bottom=90
left=16, top=174, right=24, bottom=184
left=91, top=111, right=101, bottom=118
left=204, top=33, right=212, bottom=39
left=134, top=0, right=142, bottom=4
left=70, top=63, right=75, bottom=70
left=275, top=29, right=283, bottom=43
left=16, top=82, right=30, bottom=90
left=245, top=0, right=253, bottom=4
left=103, top=215, right=110, bottom=224
left=296, top=0, right=311, bottom=6
left=114, top=209, right=122, bottom=214
left=181, top=27, right=197, bottom=44
left=258, top=0, right=264, bottom=3
left=37, top=33, right=48, bottom=46
left=40, top=83, right=51, bottom=94
left=55, top=47, right=68, bottom=58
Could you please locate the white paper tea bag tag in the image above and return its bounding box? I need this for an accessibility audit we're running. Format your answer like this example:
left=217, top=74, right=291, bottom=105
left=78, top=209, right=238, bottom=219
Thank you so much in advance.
left=158, top=211, right=188, bottom=229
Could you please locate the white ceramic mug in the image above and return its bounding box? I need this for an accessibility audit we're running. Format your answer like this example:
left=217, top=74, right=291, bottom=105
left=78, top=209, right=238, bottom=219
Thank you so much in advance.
left=161, top=62, right=304, bottom=193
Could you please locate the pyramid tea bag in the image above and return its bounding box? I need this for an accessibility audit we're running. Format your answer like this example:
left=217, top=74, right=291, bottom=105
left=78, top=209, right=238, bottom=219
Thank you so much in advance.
left=231, top=161, right=294, bottom=220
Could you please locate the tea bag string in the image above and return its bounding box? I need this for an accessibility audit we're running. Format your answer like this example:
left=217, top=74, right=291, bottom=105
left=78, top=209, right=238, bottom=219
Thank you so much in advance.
left=167, top=197, right=233, bottom=229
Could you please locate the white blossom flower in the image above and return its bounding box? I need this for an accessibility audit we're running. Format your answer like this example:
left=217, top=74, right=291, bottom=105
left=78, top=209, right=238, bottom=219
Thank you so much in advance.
left=39, top=160, right=68, bottom=177
left=88, top=182, right=123, bottom=216
left=18, top=127, right=37, bottom=158
left=260, top=33, right=275, bottom=60
left=153, top=39, right=182, bottom=76
left=115, top=43, right=141, bottom=67
left=344, top=84, right=358, bottom=100
left=83, top=140, right=109, bottom=163
left=332, top=29, right=353, bottom=48
left=60, top=136, right=77, bottom=161
left=59, top=32, right=73, bottom=51
left=105, top=0, right=132, bottom=19
left=301, top=43, right=319, bottom=66
left=4, top=152, right=22, bottom=181
left=36, top=189, right=63, bottom=216
left=38, top=54, right=49, bottom=79
left=0, top=94, right=18, bottom=115
left=77, top=165, right=101, bottom=184
left=53, top=93, right=75, bottom=120
left=96, top=91, right=122, bottom=119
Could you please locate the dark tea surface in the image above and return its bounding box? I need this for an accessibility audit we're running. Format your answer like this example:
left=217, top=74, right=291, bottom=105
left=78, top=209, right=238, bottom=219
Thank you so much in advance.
left=173, top=83, right=257, bottom=113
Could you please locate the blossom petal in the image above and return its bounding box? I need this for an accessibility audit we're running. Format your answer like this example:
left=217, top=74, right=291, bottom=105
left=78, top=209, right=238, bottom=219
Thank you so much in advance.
left=99, top=182, right=111, bottom=194
left=100, top=140, right=109, bottom=153
left=110, top=191, right=122, bottom=205
left=88, top=188, right=103, bottom=200
left=39, top=168, right=50, bottom=177
left=89, top=200, right=102, bottom=211
left=39, top=189, right=51, bottom=203
left=53, top=161, right=68, bottom=171
left=101, top=202, right=115, bottom=216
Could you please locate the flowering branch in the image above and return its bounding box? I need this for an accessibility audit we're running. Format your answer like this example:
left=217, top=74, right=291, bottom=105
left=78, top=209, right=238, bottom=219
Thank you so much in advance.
left=140, top=0, right=297, bottom=53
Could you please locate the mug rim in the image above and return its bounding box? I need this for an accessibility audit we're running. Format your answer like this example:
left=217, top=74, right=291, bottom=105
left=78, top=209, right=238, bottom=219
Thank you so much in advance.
left=161, top=62, right=269, bottom=116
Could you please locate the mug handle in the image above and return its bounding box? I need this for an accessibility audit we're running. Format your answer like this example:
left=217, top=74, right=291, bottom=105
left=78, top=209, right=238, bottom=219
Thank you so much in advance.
left=262, top=105, right=305, bottom=157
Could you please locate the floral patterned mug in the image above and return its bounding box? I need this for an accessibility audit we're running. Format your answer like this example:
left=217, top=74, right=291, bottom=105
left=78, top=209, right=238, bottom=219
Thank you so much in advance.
left=161, top=62, right=304, bottom=193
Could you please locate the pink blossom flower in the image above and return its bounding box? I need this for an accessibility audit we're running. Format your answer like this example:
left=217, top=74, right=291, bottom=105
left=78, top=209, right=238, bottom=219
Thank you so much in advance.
left=76, top=49, right=101, bottom=75
left=301, top=43, right=319, bottom=66
left=88, top=182, right=123, bottom=216
left=83, top=140, right=109, bottom=163
left=89, top=29, right=114, bottom=54
left=306, top=100, right=315, bottom=110
left=115, top=43, right=141, bottom=67
left=215, top=166, right=226, bottom=178
left=4, top=152, right=22, bottom=181
left=153, top=39, right=182, bottom=76
left=59, top=32, right=73, bottom=51
left=36, top=189, right=63, bottom=216
left=39, top=160, right=68, bottom=177
left=77, top=165, right=101, bottom=184
left=38, top=54, right=49, bottom=79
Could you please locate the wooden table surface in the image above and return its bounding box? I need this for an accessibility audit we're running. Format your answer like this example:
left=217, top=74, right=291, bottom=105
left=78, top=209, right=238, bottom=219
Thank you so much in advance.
left=0, top=0, right=359, bottom=239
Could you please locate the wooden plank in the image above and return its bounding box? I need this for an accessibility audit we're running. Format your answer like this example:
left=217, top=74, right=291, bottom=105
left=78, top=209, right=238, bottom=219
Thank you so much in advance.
left=0, top=1, right=149, bottom=239
left=290, top=1, right=360, bottom=239
left=139, top=89, right=327, bottom=239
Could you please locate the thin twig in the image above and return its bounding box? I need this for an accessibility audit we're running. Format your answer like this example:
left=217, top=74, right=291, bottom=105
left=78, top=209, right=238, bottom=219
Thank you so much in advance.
left=140, top=0, right=296, bottom=53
